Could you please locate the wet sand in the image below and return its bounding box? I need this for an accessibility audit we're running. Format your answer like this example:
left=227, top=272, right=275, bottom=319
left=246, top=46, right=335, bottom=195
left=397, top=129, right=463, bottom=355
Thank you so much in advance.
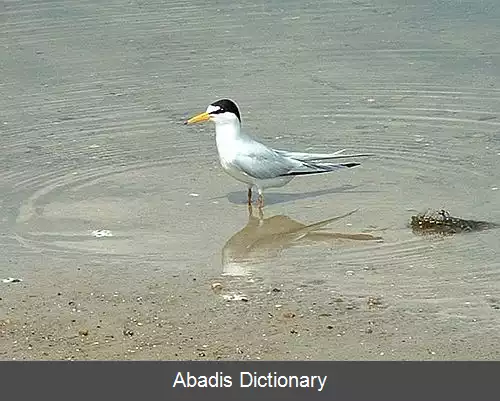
left=1, top=0, right=500, bottom=360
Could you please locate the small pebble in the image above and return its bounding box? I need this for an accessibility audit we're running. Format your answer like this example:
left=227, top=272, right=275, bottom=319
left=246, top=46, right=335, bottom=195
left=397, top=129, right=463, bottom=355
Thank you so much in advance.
left=368, top=296, right=383, bottom=307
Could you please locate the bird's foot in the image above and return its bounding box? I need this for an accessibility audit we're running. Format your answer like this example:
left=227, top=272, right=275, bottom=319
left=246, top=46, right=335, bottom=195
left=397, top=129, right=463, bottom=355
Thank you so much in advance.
left=247, top=202, right=264, bottom=220
left=257, top=206, right=264, bottom=220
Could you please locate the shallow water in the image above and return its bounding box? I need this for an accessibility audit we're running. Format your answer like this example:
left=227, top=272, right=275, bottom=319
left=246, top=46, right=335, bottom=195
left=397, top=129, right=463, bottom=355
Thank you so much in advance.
left=1, top=0, right=499, bottom=359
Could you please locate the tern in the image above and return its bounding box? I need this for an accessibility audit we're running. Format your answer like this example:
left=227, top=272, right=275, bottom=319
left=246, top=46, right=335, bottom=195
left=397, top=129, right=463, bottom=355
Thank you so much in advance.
left=185, top=98, right=371, bottom=208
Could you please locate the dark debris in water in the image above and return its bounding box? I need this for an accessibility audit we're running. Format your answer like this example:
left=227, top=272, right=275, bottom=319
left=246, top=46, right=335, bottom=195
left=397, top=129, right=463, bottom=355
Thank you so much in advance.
left=410, top=209, right=499, bottom=235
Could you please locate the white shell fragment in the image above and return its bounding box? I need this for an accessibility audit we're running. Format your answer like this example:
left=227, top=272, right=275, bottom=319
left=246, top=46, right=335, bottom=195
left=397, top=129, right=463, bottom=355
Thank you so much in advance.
left=222, top=293, right=248, bottom=302
left=91, top=229, right=113, bottom=238
left=2, top=277, right=23, bottom=283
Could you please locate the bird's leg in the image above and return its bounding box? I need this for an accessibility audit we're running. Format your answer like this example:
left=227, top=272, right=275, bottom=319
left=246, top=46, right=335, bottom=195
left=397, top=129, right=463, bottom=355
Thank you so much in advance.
left=247, top=201, right=263, bottom=222
left=247, top=186, right=253, bottom=214
left=257, top=189, right=264, bottom=209
left=247, top=203, right=254, bottom=217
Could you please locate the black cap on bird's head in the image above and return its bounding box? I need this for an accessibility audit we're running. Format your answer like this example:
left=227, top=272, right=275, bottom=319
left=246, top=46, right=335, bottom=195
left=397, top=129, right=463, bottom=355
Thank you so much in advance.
left=185, top=98, right=241, bottom=125
left=209, top=99, right=241, bottom=122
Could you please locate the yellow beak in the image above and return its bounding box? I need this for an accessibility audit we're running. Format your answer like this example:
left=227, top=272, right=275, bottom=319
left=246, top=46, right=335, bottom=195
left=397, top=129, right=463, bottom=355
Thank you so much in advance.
left=185, top=111, right=211, bottom=125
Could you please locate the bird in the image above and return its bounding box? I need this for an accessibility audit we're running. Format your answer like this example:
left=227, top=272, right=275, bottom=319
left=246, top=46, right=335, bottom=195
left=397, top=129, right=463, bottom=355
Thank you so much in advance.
left=185, top=98, right=371, bottom=209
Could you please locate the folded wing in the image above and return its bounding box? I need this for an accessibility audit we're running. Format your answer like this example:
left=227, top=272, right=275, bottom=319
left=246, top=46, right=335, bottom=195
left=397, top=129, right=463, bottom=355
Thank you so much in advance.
left=273, top=148, right=373, bottom=161
left=232, top=146, right=359, bottom=180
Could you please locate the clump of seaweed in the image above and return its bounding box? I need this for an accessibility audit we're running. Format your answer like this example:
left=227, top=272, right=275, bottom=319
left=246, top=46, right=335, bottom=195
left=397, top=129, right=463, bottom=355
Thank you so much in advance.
left=410, top=209, right=499, bottom=235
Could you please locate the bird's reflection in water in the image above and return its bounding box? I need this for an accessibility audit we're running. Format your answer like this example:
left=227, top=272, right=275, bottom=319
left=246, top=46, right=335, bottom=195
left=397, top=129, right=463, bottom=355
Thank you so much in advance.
left=221, top=206, right=382, bottom=277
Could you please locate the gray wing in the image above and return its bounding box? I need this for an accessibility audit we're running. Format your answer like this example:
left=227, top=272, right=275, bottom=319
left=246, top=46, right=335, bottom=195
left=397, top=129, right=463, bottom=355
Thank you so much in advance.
left=232, top=143, right=348, bottom=180
left=232, top=145, right=301, bottom=179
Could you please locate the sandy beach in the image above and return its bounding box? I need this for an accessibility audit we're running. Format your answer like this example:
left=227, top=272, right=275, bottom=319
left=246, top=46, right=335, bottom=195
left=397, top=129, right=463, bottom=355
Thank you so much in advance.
left=1, top=0, right=499, bottom=360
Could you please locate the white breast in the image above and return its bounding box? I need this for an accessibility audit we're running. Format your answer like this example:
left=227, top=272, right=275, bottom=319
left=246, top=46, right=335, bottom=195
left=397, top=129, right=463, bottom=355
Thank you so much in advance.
left=215, top=123, right=255, bottom=185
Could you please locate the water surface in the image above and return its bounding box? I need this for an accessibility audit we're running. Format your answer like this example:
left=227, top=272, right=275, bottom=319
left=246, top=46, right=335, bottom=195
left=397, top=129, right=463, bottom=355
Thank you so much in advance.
left=1, top=0, right=499, bottom=360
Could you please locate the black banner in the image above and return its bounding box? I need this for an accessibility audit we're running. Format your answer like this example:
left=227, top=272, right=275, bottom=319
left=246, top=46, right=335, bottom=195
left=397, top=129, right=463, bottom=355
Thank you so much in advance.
left=0, top=361, right=498, bottom=400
